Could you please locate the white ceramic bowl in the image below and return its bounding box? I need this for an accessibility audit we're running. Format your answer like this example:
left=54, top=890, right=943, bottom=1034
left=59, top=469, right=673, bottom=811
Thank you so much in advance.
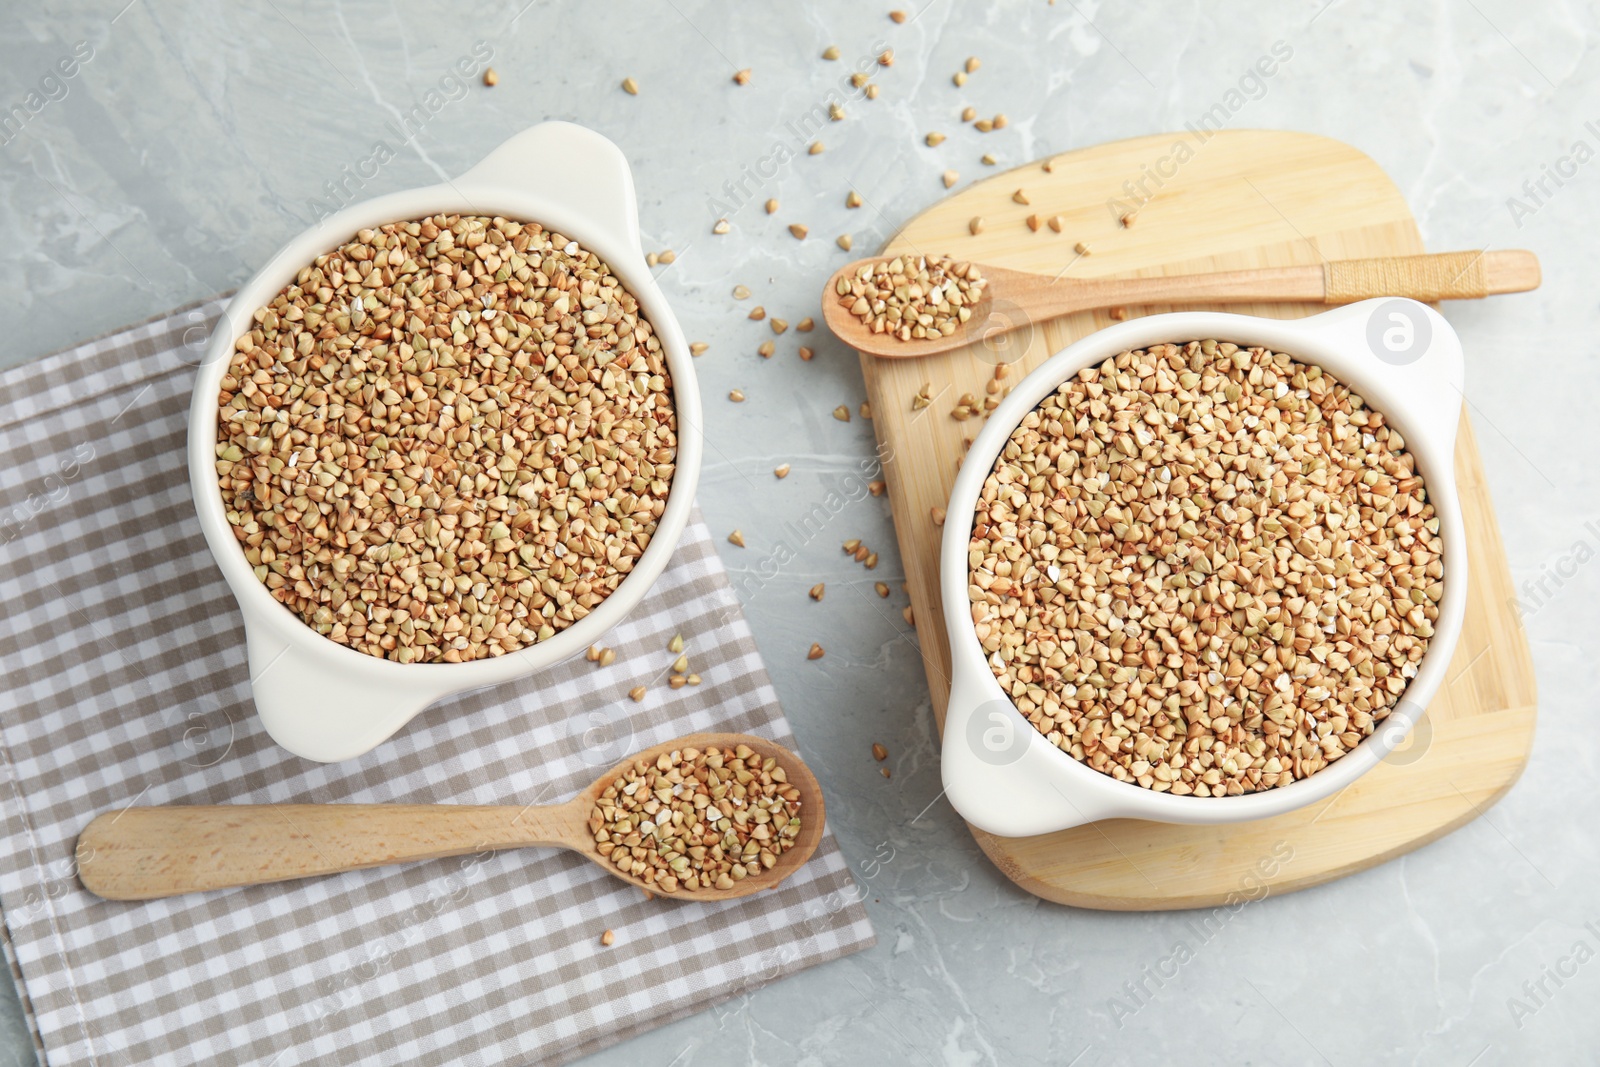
left=188, top=123, right=703, bottom=763
left=939, top=300, right=1466, bottom=836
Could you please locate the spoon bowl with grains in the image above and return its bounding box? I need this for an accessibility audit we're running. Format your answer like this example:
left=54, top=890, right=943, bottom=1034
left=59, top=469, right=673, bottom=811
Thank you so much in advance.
left=187, top=123, right=703, bottom=763
left=936, top=300, right=1469, bottom=838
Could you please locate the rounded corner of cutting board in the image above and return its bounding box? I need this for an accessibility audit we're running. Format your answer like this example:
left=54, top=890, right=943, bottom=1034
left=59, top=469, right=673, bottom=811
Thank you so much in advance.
left=857, top=130, right=1539, bottom=910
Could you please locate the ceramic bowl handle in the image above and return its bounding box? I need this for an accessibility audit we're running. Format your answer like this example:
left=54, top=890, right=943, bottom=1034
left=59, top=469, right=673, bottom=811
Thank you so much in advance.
left=940, top=664, right=1122, bottom=837
left=1293, top=298, right=1464, bottom=455
left=241, top=620, right=455, bottom=763
left=457, top=122, right=644, bottom=268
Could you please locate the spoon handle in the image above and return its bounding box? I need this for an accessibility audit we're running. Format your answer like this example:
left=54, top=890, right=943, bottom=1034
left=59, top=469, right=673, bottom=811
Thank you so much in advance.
left=1039, top=250, right=1540, bottom=317
left=828, top=249, right=1541, bottom=360
left=77, top=803, right=581, bottom=900
left=1321, top=250, right=1539, bottom=302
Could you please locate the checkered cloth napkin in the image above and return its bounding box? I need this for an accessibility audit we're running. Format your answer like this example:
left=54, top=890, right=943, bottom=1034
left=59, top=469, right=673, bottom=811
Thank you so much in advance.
left=0, top=298, right=874, bottom=1066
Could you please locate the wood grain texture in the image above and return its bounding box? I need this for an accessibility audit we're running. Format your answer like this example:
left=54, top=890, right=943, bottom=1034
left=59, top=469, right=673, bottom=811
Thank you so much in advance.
left=77, top=732, right=826, bottom=902
left=854, top=130, right=1537, bottom=910
left=77, top=803, right=581, bottom=899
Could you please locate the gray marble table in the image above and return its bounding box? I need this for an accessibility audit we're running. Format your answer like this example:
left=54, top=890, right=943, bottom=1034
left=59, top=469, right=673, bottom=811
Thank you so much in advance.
left=3, top=1, right=1597, bottom=1063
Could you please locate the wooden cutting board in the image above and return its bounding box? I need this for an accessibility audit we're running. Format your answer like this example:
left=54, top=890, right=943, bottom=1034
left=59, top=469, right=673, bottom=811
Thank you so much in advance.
left=856, top=130, right=1537, bottom=910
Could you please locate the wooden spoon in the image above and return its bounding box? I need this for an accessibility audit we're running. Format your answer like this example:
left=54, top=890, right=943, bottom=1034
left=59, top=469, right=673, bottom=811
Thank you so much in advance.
left=76, top=733, right=824, bottom=902
left=822, top=248, right=1541, bottom=359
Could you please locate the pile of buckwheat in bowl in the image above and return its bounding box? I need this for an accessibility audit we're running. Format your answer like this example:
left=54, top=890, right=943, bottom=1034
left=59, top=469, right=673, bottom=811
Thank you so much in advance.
left=969, top=340, right=1443, bottom=796
left=214, top=214, right=676, bottom=664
